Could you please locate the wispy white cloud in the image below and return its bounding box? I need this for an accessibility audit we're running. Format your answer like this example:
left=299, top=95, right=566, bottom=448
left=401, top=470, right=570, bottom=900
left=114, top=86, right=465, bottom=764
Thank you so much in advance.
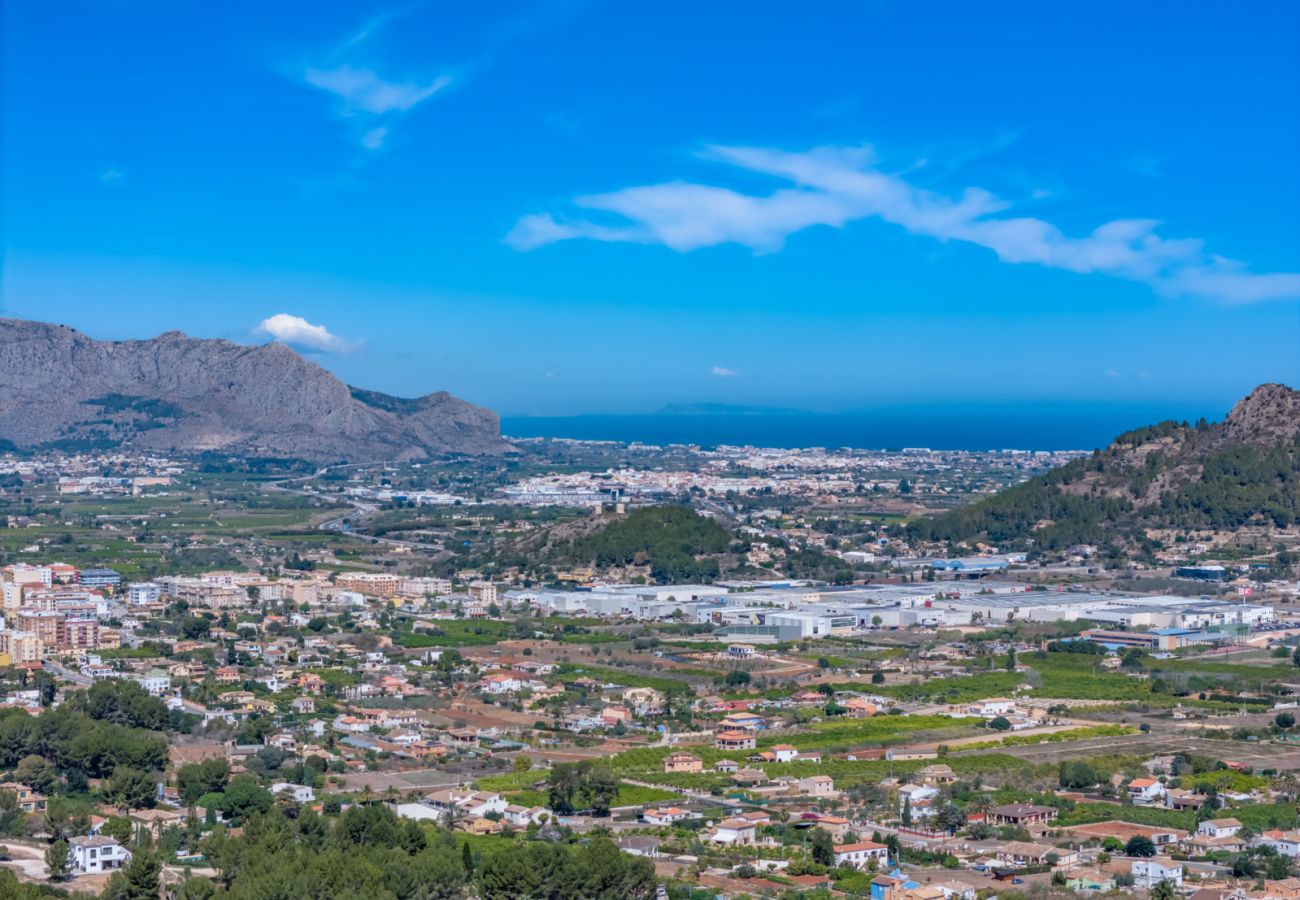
left=304, top=65, right=450, bottom=116
left=99, top=166, right=126, bottom=186
left=257, top=313, right=356, bottom=353
left=294, top=5, right=453, bottom=152
left=507, top=143, right=1300, bottom=304
left=710, top=366, right=740, bottom=377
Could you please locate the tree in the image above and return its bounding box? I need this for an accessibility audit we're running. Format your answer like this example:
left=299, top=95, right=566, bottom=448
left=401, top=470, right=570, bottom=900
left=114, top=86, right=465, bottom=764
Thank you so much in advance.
left=77, top=680, right=169, bottom=731
left=724, top=670, right=751, bottom=687
left=1004, top=649, right=1017, bottom=671
left=45, top=839, right=69, bottom=882
left=14, top=755, right=59, bottom=795
left=810, top=827, right=834, bottom=866
left=106, top=765, right=157, bottom=810
left=987, top=716, right=1012, bottom=732
left=934, top=802, right=967, bottom=834
left=1150, top=879, right=1177, bottom=900
left=1277, top=712, right=1296, bottom=730
left=871, top=671, right=885, bottom=685
left=1293, top=645, right=1300, bottom=668
left=103, top=816, right=135, bottom=845
left=1125, top=835, right=1156, bottom=857
left=177, top=758, right=230, bottom=805
left=104, top=848, right=161, bottom=900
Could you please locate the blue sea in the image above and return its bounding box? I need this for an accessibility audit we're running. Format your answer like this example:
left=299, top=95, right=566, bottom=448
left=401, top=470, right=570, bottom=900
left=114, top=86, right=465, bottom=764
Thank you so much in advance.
left=502, top=403, right=1221, bottom=452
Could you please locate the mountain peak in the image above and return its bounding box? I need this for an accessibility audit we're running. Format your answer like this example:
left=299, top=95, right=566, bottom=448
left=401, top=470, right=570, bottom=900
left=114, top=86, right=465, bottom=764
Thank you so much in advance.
left=1223, top=382, right=1300, bottom=445
left=0, top=317, right=506, bottom=461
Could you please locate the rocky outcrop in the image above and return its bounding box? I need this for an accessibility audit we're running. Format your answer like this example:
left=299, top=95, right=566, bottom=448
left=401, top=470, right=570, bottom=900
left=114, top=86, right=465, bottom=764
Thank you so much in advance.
left=0, top=318, right=507, bottom=461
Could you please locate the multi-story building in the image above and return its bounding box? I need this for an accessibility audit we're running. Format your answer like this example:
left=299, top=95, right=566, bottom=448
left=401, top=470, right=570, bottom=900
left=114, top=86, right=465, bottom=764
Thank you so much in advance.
left=0, top=630, right=43, bottom=664
left=468, top=581, right=498, bottom=604
left=126, top=582, right=162, bottom=605
left=334, top=572, right=400, bottom=599
left=61, top=613, right=100, bottom=651
left=79, top=568, right=122, bottom=590
left=17, top=610, right=60, bottom=649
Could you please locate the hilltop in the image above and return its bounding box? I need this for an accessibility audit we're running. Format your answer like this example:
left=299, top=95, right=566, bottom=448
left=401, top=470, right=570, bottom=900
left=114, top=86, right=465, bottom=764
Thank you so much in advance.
left=0, top=318, right=507, bottom=462
left=908, top=384, right=1300, bottom=559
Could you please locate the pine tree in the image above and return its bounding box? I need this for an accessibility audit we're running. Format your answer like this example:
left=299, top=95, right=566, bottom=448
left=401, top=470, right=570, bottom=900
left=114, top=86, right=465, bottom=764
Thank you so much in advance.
left=45, top=840, right=69, bottom=882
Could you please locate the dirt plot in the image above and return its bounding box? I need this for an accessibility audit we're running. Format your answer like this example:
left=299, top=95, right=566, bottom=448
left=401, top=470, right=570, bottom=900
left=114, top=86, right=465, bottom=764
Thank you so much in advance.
left=463, top=639, right=715, bottom=676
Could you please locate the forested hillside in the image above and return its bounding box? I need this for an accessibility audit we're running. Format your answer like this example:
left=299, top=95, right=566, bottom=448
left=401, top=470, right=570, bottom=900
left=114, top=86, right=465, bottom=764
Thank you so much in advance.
left=560, top=505, right=731, bottom=582
left=908, top=384, right=1300, bottom=559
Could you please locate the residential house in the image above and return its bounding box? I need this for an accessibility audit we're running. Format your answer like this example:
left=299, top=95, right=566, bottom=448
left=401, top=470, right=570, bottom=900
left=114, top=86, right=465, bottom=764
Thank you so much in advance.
left=772, top=744, right=798, bottom=763
left=918, top=764, right=957, bottom=785
left=707, top=817, right=757, bottom=845
left=0, top=782, right=46, bottom=813
left=1190, top=817, right=1245, bottom=853
left=845, top=697, right=878, bottom=718
left=270, top=783, right=315, bottom=803
left=663, top=752, right=702, bottom=774
left=1261, top=830, right=1300, bottom=858
left=996, top=841, right=1076, bottom=868
left=69, top=835, right=130, bottom=875
left=423, top=788, right=507, bottom=819
left=815, top=815, right=853, bottom=842
left=967, top=698, right=1016, bottom=717
left=1127, top=777, right=1167, bottom=806
left=643, top=807, right=692, bottom=826
left=988, top=802, right=1056, bottom=827
left=834, top=840, right=890, bottom=869
left=798, top=775, right=836, bottom=798
left=503, top=805, right=548, bottom=827
left=1132, top=858, right=1184, bottom=890
left=898, top=783, right=939, bottom=820
left=716, top=730, right=757, bottom=751
left=1066, top=820, right=1188, bottom=849
left=719, top=711, right=767, bottom=731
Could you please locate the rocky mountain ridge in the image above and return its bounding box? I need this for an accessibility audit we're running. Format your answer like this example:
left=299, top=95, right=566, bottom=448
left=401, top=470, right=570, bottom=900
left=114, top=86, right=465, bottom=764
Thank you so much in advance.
left=0, top=318, right=507, bottom=461
left=908, top=383, right=1300, bottom=556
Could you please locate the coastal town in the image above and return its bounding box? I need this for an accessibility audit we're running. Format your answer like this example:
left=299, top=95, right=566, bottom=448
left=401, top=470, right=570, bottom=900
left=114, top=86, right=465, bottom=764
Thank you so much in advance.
left=1, top=437, right=1298, bottom=899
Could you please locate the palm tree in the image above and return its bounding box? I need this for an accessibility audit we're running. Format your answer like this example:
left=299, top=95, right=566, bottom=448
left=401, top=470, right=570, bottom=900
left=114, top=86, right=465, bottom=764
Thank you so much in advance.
left=969, top=793, right=994, bottom=822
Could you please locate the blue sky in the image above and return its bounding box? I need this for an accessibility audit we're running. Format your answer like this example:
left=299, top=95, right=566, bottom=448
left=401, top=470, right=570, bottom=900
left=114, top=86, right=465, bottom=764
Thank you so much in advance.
left=3, top=0, right=1298, bottom=418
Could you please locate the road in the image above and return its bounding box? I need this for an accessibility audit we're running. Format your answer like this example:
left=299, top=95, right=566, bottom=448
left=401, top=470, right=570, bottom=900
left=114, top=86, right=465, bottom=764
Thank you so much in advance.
left=262, top=464, right=445, bottom=553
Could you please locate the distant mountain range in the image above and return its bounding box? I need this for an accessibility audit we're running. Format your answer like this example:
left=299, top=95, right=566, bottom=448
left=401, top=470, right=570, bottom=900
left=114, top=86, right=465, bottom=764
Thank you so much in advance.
left=0, top=318, right=507, bottom=461
left=908, top=383, right=1300, bottom=556
left=654, top=403, right=811, bottom=416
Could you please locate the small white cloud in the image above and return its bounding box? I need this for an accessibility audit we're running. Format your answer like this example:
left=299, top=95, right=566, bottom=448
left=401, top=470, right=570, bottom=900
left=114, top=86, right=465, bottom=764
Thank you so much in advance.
left=710, top=366, right=740, bottom=377
left=1105, top=370, right=1121, bottom=378
left=99, top=166, right=126, bottom=186
left=257, top=314, right=355, bottom=353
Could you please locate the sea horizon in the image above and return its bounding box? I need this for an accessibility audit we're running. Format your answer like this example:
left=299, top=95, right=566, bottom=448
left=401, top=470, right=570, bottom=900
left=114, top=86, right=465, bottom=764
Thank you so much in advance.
left=502, top=401, right=1223, bottom=452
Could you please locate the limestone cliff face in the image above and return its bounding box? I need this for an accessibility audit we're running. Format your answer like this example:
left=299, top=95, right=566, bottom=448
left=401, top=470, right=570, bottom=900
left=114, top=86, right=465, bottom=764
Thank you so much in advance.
left=0, top=318, right=507, bottom=461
